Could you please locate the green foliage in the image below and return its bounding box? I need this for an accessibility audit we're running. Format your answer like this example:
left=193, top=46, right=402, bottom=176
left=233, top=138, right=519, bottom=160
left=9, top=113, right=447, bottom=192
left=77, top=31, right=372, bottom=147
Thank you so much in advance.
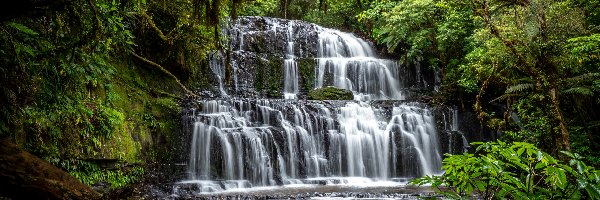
left=0, top=0, right=194, bottom=190
left=238, top=0, right=278, bottom=16
left=7, top=22, right=38, bottom=36
left=568, top=34, right=600, bottom=70
left=298, top=58, right=316, bottom=91
left=254, top=56, right=283, bottom=97
left=411, top=141, right=600, bottom=199
left=357, top=0, right=599, bottom=159
left=303, top=0, right=363, bottom=29
left=54, top=159, right=144, bottom=189
left=359, top=0, right=474, bottom=67
left=308, top=87, right=354, bottom=100
left=506, top=83, right=535, bottom=94
left=364, top=0, right=438, bottom=54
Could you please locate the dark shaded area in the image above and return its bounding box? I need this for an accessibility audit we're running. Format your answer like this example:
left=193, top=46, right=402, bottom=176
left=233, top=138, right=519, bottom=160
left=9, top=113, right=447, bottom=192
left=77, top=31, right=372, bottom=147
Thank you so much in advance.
left=0, top=138, right=101, bottom=199
left=0, top=0, right=71, bottom=21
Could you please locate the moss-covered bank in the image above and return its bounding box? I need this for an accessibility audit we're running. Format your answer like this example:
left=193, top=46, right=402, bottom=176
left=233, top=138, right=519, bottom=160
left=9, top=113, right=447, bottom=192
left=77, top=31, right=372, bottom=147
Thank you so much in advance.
left=308, top=87, right=354, bottom=100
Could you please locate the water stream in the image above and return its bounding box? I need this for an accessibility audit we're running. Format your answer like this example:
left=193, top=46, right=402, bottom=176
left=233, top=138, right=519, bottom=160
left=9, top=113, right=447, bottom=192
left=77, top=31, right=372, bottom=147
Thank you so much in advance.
left=179, top=17, right=461, bottom=195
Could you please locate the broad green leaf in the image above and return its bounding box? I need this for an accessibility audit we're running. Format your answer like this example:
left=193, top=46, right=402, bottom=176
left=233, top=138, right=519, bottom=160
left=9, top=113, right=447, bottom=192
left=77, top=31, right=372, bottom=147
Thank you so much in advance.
left=8, top=22, right=38, bottom=35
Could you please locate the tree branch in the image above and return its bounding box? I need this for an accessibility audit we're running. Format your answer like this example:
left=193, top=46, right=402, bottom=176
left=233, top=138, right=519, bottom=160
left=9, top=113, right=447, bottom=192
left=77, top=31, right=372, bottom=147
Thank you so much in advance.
left=472, top=0, right=537, bottom=77
left=129, top=51, right=197, bottom=97
left=138, top=10, right=179, bottom=44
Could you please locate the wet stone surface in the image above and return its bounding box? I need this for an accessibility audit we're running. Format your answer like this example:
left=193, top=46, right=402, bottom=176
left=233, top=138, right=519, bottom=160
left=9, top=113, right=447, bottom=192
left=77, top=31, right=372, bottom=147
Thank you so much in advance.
left=172, top=185, right=440, bottom=200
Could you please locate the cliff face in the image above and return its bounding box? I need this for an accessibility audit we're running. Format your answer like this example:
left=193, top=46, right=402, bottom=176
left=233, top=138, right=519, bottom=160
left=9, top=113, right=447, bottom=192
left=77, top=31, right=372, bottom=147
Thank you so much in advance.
left=202, top=16, right=439, bottom=100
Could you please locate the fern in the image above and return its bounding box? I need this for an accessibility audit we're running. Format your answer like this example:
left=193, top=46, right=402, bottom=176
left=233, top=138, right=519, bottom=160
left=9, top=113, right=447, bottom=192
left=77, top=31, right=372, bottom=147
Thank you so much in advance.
left=505, top=83, right=535, bottom=94
left=490, top=93, right=517, bottom=103
left=565, top=73, right=600, bottom=85
left=562, top=87, right=594, bottom=96
left=8, top=22, right=38, bottom=36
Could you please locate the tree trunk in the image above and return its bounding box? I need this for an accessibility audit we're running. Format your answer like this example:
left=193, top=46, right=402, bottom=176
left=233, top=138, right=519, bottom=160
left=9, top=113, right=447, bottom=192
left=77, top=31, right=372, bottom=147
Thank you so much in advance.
left=319, top=0, right=326, bottom=10
left=283, top=0, right=288, bottom=19
left=548, top=86, right=571, bottom=151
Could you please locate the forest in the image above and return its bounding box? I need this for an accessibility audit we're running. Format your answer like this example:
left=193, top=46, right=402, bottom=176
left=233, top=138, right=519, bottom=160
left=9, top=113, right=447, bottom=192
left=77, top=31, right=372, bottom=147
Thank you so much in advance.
left=0, top=0, right=599, bottom=199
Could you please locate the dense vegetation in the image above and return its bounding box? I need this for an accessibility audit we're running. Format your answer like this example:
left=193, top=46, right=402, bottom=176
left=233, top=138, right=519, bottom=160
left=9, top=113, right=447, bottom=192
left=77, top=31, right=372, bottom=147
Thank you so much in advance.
left=412, top=141, right=600, bottom=199
left=0, top=0, right=240, bottom=191
left=0, top=0, right=598, bottom=197
left=354, top=0, right=599, bottom=157
left=354, top=0, right=600, bottom=197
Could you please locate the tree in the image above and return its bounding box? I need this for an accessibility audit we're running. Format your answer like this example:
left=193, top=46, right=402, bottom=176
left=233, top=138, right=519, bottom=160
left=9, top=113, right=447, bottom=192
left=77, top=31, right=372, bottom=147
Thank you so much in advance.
left=464, top=0, right=591, bottom=152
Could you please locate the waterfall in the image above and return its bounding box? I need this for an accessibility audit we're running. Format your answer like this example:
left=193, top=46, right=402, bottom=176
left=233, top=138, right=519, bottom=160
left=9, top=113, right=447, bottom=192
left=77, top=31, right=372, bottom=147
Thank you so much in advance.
left=446, top=107, right=470, bottom=154
left=184, top=17, right=461, bottom=194
left=316, top=29, right=405, bottom=101
left=208, top=52, right=228, bottom=97
left=283, top=21, right=299, bottom=99
left=185, top=100, right=443, bottom=192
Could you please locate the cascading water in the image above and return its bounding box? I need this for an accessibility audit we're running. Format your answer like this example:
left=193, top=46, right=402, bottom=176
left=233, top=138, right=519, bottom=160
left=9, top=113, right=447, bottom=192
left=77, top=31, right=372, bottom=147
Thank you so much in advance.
left=283, top=21, right=299, bottom=99
left=446, top=107, right=470, bottom=153
left=184, top=100, right=443, bottom=193
left=208, top=52, right=228, bottom=97
left=316, top=29, right=405, bottom=101
left=181, top=17, right=463, bottom=195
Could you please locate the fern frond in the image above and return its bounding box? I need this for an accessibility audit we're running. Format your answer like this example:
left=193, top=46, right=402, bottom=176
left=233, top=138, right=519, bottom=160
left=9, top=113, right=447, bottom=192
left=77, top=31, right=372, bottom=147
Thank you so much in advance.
left=505, top=83, right=535, bottom=94
left=490, top=93, right=518, bottom=103
left=562, top=87, right=594, bottom=96
left=565, top=73, right=600, bottom=84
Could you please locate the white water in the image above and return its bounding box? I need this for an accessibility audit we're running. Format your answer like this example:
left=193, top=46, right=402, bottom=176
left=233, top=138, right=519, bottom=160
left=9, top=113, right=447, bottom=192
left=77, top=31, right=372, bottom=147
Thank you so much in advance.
left=186, top=17, right=452, bottom=194
left=208, top=52, right=228, bottom=97
left=316, top=29, right=405, bottom=101
left=283, top=21, right=299, bottom=99
left=185, top=100, right=443, bottom=193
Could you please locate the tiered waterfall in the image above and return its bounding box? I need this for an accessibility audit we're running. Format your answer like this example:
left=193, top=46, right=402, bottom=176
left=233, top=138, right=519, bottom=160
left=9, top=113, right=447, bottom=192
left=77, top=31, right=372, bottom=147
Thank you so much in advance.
left=181, top=17, right=460, bottom=193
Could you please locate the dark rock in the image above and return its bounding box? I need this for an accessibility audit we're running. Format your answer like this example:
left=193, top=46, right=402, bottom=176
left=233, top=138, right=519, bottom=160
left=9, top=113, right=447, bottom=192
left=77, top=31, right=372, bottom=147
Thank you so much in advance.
left=0, top=138, right=102, bottom=199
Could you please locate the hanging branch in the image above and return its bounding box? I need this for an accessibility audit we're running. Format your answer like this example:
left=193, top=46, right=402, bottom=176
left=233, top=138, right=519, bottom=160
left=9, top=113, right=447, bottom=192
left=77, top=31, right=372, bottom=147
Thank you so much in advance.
left=87, top=0, right=103, bottom=50
left=129, top=51, right=197, bottom=97
left=137, top=10, right=180, bottom=44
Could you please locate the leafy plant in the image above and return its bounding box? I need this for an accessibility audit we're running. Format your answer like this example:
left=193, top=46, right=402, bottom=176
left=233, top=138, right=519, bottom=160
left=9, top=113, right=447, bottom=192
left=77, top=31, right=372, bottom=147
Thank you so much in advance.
left=411, top=141, right=600, bottom=199
left=58, top=159, right=145, bottom=189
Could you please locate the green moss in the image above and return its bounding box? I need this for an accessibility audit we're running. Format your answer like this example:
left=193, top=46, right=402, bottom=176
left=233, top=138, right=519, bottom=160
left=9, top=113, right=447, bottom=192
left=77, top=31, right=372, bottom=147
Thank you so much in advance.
left=308, top=86, right=354, bottom=100
left=298, top=58, right=316, bottom=91
left=255, top=56, right=283, bottom=98
left=247, top=35, right=268, bottom=53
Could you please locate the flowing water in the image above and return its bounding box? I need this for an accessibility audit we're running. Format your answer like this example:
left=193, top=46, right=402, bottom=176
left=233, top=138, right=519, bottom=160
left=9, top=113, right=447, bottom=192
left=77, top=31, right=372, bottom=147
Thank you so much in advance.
left=316, top=29, right=405, bottom=101
left=178, top=17, right=463, bottom=196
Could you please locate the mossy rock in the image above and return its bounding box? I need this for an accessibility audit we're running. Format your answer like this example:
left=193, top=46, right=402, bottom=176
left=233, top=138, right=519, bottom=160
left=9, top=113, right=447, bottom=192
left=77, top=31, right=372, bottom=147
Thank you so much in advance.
left=254, top=55, right=284, bottom=98
left=298, top=58, right=316, bottom=91
left=308, top=87, right=354, bottom=100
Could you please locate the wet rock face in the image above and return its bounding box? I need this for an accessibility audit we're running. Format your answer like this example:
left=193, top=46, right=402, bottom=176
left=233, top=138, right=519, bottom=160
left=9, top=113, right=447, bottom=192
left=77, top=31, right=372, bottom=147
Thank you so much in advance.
left=205, top=17, right=322, bottom=98
left=233, top=17, right=320, bottom=58
left=205, top=16, right=441, bottom=100
left=227, top=17, right=320, bottom=99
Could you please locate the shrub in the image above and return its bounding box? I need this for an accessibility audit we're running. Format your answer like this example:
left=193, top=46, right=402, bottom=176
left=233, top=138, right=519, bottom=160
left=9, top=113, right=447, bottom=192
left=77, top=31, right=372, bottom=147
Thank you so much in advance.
left=411, top=141, right=600, bottom=199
